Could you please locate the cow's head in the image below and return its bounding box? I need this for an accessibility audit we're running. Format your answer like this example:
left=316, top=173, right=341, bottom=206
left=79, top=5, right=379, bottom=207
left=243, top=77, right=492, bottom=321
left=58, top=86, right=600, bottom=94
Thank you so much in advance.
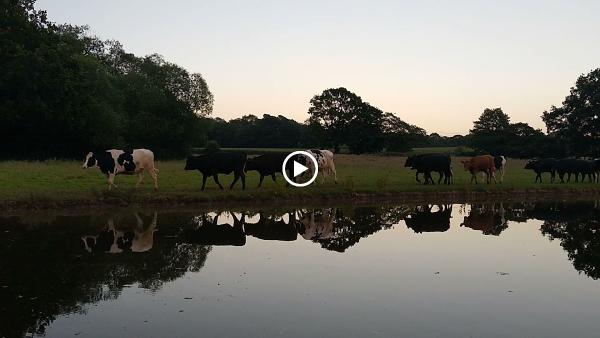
left=245, top=158, right=256, bottom=172
left=460, top=159, right=471, bottom=171
left=404, top=156, right=415, bottom=168
left=184, top=156, right=200, bottom=170
left=82, top=152, right=97, bottom=169
left=524, top=160, right=537, bottom=170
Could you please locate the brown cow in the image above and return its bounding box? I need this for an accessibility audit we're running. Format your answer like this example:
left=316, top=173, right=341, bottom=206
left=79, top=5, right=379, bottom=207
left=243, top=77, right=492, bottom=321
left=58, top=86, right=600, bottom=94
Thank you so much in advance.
left=461, top=155, right=496, bottom=184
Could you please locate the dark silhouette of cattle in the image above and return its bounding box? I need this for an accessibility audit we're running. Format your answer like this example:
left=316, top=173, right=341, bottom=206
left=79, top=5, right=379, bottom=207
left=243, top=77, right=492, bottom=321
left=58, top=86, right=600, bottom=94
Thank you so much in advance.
left=245, top=153, right=297, bottom=187
left=405, top=205, right=452, bottom=233
left=404, top=153, right=452, bottom=185
left=555, top=158, right=596, bottom=183
left=244, top=212, right=298, bottom=241
left=525, top=158, right=557, bottom=183
left=184, top=152, right=247, bottom=190
left=182, top=213, right=246, bottom=246
left=461, top=155, right=496, bottom=184
left=460, top=204, right=507, bottom=236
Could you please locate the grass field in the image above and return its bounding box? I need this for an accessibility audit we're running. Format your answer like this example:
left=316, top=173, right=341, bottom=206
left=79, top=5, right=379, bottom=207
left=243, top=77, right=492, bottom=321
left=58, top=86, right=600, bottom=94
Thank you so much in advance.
left=1, top=155, right=598, bottom=209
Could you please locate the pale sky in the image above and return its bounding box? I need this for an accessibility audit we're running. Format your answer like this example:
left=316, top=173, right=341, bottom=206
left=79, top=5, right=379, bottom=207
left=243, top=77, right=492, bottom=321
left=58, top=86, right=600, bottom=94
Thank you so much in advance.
left=38, top=0, right=600, bottom=135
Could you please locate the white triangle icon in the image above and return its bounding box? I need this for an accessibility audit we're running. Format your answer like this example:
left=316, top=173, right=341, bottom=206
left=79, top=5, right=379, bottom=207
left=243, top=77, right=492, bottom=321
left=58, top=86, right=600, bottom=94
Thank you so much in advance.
left=293, top=161, right=309, bottom=177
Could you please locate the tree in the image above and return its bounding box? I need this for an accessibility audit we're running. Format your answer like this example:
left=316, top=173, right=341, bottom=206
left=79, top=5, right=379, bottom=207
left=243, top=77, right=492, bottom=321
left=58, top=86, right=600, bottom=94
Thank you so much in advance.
left=543, top=68, right=600, bottom=155
left=471, top=108, right=510, bottom=133
left=307, top=88, right=367, bottom=152
left=307, top=88, right=386, bottom=153
left=381, top=113, right=427, bottom=151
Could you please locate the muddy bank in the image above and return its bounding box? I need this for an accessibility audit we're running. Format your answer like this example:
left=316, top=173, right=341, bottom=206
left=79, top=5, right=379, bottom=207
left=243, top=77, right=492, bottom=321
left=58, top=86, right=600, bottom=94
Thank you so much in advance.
left=2, top=187, right=599, bottom=214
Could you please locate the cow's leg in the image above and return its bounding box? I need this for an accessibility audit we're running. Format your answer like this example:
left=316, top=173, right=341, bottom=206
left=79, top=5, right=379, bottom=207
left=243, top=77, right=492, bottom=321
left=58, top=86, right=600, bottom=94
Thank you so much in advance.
left=136, top=171, right=145, bottom=187
left=213, top=174, right=224, bottom=190
left=271, top=173, right=276, bottom=182
left=201, top=174, right=208, bottom=190
left=108, top=173, right=117, bottom=190
left=437, top=172, right=443, bottom=184
left=230, top=173, right=240, bottom=189
left=148, top=167, right=158, bottom=190
left=329, top=161, right=338, bottom=184
left=415, top=171, right=421, bottom=183
left=535, top=172, right=541, bottom=183
left=241, top=172, right=246, bottom=190
left=257, top=174, right=265, bottom=188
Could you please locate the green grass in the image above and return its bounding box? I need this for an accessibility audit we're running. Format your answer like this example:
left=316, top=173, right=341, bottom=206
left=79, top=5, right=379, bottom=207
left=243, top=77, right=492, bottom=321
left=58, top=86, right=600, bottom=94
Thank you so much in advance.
left=0, top=155, right=597, bottom=208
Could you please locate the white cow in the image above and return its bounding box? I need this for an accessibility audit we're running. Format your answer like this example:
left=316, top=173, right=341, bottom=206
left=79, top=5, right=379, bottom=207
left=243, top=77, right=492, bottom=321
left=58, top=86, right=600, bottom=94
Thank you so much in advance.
left=82, top=148, right=158, bottom=190
left=305, top=149, right=337, bottom=184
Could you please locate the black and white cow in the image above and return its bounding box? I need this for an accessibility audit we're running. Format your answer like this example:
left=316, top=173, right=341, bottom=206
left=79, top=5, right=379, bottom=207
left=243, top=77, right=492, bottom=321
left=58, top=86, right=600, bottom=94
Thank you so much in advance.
left=494, top=156, right=507, bottom=183
left=82, top=149, right=158, bottom=190
left=304, top=149, right=337, bottom=184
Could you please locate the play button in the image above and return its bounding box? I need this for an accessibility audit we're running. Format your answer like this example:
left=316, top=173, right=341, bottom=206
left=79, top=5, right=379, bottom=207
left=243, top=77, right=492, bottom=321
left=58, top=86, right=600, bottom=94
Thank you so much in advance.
left=293, top=161, right=309, bottom=177
left=282, top=151, right=319, bottom=187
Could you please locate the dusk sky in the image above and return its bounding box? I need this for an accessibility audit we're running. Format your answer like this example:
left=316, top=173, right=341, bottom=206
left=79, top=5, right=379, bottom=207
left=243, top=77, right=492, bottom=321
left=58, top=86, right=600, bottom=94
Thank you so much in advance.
left=38, top=0, right=600, bottom=135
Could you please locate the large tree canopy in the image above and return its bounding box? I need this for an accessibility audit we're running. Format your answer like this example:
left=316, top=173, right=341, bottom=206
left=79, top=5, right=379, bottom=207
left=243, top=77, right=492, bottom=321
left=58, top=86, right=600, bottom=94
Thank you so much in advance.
left=0, top=0, right=213, bottom=159
left=543, top=68, right=600, bottom=155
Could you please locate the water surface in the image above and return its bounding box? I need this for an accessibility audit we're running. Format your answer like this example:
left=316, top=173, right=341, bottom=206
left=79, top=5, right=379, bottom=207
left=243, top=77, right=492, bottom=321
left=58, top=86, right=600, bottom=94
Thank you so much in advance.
left=1, top=201, right=600, bottom=338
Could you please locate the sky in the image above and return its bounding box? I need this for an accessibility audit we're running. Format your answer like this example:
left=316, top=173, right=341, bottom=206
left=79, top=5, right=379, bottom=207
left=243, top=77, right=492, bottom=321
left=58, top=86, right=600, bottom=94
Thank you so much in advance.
left=37, top=0, right=600, bottom=135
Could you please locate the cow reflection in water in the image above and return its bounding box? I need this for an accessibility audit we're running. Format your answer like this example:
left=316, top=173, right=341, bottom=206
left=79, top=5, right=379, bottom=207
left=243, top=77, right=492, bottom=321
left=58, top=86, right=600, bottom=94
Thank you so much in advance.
left=81, top=212, right=158, bottom=253
left=297, top=208, right=337, bottom=241
left=244, top=212, right=298, bottom=241
left=405, top=204, right=452, bottom=233
left=183, top=212, right=246, bottom=246
left=460, top=204, right=508, bottom=236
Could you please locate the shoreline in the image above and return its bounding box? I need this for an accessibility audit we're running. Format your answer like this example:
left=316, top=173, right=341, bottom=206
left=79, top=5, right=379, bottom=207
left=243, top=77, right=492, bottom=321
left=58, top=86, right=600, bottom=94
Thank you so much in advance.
left=2, top=187, right=599, bottom=213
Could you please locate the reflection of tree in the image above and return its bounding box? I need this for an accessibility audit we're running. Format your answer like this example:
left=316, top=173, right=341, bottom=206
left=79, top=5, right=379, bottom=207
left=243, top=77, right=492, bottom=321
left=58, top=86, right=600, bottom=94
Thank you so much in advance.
left=0, top=212, right=210, bottom=338
left=298, top=206, right=399, bottom=252
left=539, top=202, right=600, bottom=279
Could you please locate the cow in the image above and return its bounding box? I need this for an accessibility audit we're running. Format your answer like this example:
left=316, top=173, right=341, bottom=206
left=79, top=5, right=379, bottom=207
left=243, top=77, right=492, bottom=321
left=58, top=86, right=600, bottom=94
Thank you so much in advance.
left=404, top=205, right=452, bottom=233
left=184, top=152, right=247, bottom=190
left=182, top=212, right=246, bottom=246
left=244, top=212, right=298, bottom=241
left=595, top=159, right=600, bottom=183
left=297, top=208, right=337, bottom=241
left=304, top=150, right=337, bottom=184
left=82, top=149, right=158, bottom=190
left=494, top=156, right=507, bottom=183
left=81, top=212, right=157, bottom=254
left=404, top=153, right=452, bottom=185
left=460, top=204, right=507, bottom=236
left=554, top=158, right=596, bottom=183
left=245, top=153, right=295, bottom=188
left=524, top=158, right=557, bottom=183
left=461, top=155, right=496, bottom=184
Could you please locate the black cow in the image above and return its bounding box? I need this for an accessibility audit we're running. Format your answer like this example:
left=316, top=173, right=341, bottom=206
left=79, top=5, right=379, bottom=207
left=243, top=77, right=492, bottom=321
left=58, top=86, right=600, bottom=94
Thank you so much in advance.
left=182, top=213, right=246, bottom=246
left=404, top=154, right=452, bottom=185
left=245, top=153, right=293, bottom=188
left=555, top=158, right=596, bottom=183
left=184, top=152, right=247, bottom=190
left=244, top=212, right=298, bottom=241
left=524, top=158, right=557, bottom=183
left=404, top=205, right=452, bottom=233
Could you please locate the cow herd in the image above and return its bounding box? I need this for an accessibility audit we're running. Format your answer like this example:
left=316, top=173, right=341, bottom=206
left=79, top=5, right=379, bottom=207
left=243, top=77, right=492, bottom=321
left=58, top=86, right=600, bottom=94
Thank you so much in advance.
left=81, top=148, right=600, bottom=190
left=524, top=158, right=600, bottom=183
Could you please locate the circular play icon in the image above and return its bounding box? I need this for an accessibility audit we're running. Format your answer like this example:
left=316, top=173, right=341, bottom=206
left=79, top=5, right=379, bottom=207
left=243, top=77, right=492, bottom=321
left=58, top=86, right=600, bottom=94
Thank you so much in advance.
left=282, top=151, right=318, bottom=187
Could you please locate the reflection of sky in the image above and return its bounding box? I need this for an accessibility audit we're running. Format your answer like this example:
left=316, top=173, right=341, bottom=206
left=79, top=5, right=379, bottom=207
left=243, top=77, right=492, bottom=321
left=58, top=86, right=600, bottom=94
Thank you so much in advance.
left=44, top=205, right=600, bottom=338
left=36, top=0, right=600, bottom=135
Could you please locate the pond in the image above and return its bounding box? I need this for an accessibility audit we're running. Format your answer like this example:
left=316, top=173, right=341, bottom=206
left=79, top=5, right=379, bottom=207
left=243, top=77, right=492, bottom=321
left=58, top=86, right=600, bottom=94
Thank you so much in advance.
left=1, top=201, right=600, bottom=338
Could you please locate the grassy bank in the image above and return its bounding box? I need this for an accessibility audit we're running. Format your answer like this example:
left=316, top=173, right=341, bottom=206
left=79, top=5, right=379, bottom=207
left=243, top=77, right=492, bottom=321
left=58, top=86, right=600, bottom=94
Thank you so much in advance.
left=1, top=155, right=598, bottom=210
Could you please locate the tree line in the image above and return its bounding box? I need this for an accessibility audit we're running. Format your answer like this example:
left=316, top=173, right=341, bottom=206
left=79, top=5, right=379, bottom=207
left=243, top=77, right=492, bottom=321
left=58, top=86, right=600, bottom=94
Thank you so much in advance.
left=2, top=0, right=599, bottom=159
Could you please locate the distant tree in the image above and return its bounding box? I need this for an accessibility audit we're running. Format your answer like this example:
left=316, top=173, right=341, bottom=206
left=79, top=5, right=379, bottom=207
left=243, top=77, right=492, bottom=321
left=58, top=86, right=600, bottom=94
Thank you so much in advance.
left=381, top=113, right=427, bottom=151
left=307, top=88, right=367, bottom=152
left=543, top=68, right=600, bottom=155
left=471, top=108, right=511, bottom=133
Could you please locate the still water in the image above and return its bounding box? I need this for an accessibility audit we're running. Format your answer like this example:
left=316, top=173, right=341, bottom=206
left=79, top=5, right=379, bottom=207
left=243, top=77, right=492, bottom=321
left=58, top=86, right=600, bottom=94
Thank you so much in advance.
left=1, top=201, right=600, bottom=338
